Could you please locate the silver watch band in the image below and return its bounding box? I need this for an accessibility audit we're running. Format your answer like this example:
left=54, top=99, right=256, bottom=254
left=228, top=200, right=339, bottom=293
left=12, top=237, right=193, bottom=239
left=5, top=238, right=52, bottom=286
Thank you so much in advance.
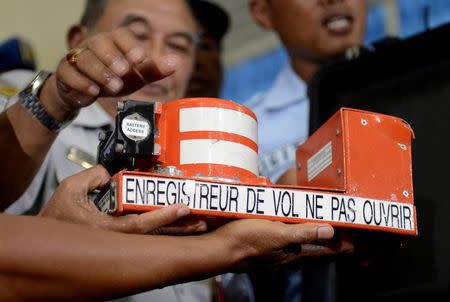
left=19, top=89, right=63, bottom=132
left=18, top=71, right=68, bottom=133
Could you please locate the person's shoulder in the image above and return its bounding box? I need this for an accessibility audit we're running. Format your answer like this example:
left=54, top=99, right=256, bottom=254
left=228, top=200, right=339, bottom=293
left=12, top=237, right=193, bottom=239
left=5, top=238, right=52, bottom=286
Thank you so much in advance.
left=243, top=64, right=296, bottom=110
left=244, top=91, right=267, bottom=109
left=0, top=69, right=34, bottom=90
left=0, top=69, right=35, bottom=110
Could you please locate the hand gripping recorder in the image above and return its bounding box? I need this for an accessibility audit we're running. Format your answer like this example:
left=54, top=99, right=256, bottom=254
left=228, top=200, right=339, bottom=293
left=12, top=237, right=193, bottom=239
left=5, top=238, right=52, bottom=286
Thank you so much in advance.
left=95, top=98, right=417, bottom=236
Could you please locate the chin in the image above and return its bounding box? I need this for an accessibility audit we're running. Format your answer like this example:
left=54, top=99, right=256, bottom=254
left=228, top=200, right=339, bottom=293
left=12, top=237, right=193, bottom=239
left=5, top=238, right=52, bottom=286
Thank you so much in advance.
left=322, top=39, right=361, bottom=56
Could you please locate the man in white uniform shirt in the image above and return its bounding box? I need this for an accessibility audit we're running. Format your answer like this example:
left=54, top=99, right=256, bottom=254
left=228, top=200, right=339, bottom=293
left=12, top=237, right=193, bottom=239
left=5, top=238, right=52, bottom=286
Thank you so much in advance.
left=4, top=0, right=213, bottom=301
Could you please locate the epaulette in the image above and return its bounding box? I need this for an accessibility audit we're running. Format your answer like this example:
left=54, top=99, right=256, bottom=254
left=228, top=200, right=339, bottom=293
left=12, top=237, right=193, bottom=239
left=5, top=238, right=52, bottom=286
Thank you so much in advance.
left=0, top=83, right=18, bottom=98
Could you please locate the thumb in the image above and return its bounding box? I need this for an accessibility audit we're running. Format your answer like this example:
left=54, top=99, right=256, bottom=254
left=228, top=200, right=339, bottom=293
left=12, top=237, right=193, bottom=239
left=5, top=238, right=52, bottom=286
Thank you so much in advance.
left=81, top=165, right=111, bottom=192
left=60, top=165, right=110, bottom=194
left=288, top=223, right=335, bottom=245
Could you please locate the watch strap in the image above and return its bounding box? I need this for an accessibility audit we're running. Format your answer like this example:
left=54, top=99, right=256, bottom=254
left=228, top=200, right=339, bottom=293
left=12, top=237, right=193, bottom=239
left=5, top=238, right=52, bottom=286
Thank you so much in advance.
left=19, top=89, right=64, bottom=132
left=18, top=71, right=74, bottom=133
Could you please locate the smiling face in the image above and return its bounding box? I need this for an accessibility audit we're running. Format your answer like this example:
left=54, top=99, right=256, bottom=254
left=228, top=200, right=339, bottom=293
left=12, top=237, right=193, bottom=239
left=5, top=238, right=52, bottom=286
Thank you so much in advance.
left=82, top=0, right=198, bottom=103
left=251, top=0, right=367, bottom=63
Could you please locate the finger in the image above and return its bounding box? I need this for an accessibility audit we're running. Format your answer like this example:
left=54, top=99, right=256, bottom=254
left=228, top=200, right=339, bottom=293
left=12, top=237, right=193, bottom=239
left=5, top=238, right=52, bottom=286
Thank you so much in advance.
left=56, top=60, right=100, bottom=106
left=74, top=48, right=124, bottom=94
left=110, top=204, right=191, bottom=234
left=118, top=55, right=180, bottom=96
left=68, top=165, right=111, bottom=192
left=287, top=223, right=335, bottom=245
left=154, top=220, right=207, bottom=235
left=135, top=54, right=179, bottom=82
left=284, top=243, right=349, bottom=269
left=299, top=244, right=337, bottom=258
left=86, top=33, right=130, bottom=77
left=110, top=27, right=146, bottom=65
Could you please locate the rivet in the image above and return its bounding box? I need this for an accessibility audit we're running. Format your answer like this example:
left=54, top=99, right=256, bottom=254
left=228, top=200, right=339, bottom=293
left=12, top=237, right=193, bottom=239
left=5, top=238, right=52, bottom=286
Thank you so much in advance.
left=398, top=143, right=407, bottom=150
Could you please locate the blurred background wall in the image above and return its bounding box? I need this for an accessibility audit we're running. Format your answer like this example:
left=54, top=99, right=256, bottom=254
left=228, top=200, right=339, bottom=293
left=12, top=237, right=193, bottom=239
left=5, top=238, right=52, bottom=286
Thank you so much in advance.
left=0, top=0, right=85, bottom=70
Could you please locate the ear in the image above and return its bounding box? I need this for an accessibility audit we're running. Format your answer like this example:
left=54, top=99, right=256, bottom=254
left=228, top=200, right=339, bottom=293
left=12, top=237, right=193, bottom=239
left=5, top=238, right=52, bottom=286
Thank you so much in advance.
left=249, top=0, right=274, bottom=30
left=66, top=24, right=89, bottom=49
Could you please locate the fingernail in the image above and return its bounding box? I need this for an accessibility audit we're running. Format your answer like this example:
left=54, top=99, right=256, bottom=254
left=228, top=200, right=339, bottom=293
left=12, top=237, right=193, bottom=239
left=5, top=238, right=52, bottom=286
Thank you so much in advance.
left=107, top=78, right=123, bottom=93
left=195, top=221, right=207, bottom=232
left=164, top=55, right=179, bottom=69
left=176, top=206, right=190, bottom=218
left=127, top=47, right=145, bottom=63
left=110, top=58, right=129, bottom=76
left=88, top=85, right=100, bottom=96
left=67, top=90, right=94, bottom=107
left=318, top=226, right=334, bottom=240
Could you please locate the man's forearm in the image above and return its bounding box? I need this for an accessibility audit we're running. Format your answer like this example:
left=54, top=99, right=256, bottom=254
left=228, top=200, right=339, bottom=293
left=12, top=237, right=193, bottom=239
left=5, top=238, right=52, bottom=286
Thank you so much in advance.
left=0, top=214, right=237, bottom=301
left=0, top=103, right=56, bottom=209
left=0, top=75, right=75, bottom=209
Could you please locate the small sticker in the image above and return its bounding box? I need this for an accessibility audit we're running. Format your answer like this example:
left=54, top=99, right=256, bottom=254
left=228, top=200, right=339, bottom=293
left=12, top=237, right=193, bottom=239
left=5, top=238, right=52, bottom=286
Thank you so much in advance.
left=121, top=113, right=151, bottom=141
left=96, top=189, right=112, bottom=213
left=307, top=141, right=332, bottom=182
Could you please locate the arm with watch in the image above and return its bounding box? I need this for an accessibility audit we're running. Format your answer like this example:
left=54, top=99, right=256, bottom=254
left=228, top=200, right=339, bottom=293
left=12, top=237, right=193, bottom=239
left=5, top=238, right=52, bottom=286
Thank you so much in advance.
left=0, top=71, right=79, bottom=209
left=0, top=26, right=178, bottom=210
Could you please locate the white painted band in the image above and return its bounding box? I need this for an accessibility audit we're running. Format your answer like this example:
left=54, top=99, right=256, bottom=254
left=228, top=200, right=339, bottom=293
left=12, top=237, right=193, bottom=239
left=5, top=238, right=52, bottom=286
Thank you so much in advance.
left=120, top=175, right=416, bottom=234
left=179, top=107, right=258, bottom=143
left=180, top=139, right=259, bottom=175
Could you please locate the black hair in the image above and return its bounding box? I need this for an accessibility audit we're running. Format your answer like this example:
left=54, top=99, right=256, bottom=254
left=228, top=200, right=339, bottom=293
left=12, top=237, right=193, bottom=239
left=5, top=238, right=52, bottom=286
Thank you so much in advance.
left=80, top=0, right=108, bottom=28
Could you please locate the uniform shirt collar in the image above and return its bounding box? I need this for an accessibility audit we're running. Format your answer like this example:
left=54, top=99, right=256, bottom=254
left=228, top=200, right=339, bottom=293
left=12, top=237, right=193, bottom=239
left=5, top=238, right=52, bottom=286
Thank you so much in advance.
left=72, top=102, right=113, bottom=128
left=261, top=64, right=307, bottom=111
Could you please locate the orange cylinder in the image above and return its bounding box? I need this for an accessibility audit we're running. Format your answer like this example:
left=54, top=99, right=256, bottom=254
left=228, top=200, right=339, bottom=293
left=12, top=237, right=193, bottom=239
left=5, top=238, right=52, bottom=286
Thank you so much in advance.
left=149, top=98, right=260, bottom=183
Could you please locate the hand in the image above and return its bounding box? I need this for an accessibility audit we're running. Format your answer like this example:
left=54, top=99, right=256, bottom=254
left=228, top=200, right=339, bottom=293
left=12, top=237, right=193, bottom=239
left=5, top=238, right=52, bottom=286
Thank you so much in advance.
left=40, top=27, right=178, bottom=121
left=39, top=165, right=206, bottom=235
left=276, top=167, right=354, bottom=265
left=208, top=219, right=335, bottom=271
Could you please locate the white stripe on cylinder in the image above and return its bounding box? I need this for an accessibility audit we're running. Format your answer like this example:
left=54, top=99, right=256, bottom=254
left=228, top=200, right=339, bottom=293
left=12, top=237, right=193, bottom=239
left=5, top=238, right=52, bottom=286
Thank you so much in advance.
left=180, top=139, right=259, bottom=175
left=179, top=107, right=258, bottom=143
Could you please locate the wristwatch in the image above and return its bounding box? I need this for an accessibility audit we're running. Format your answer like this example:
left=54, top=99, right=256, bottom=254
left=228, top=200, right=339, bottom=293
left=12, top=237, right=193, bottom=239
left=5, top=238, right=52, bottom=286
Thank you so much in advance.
left=18, top=71, right=70, bottom=132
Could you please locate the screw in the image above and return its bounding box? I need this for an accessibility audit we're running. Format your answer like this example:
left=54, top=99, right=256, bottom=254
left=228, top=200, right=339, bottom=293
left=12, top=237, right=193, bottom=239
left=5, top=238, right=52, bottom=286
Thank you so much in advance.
left=153, top=144, right=161, bottom=155
left=98, top=131, right=106, bottom=141
left=403, top=190, right=409, bottom=197
left=398, top=143, right=407, bottom=150
left=361, top=119, right=368, bottom=126
left=115, top=143, right=124, bottom=153
left=335, top=129, right=341, bottom=136
left=337, top=168, right=342, bottom=176
left=167, top=166, right=177, bottom=175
